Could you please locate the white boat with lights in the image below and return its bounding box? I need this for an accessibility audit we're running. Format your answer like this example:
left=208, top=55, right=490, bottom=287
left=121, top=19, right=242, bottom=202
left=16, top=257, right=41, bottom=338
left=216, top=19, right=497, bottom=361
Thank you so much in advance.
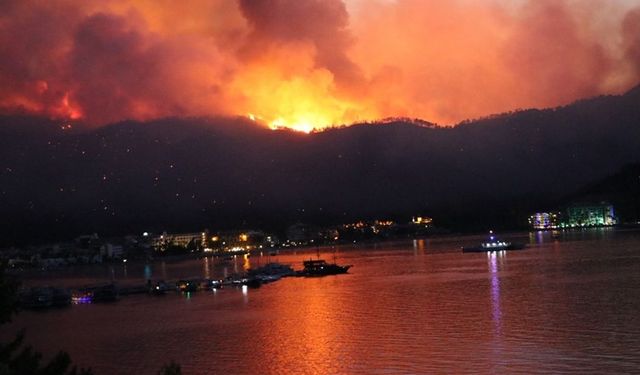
left=462, top=232, right=526, bottom=253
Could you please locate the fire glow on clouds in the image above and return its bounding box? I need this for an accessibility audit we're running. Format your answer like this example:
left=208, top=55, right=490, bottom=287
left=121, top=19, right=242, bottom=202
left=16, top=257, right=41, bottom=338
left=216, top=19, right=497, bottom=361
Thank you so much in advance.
left=1, top=0, right=639, bottom=132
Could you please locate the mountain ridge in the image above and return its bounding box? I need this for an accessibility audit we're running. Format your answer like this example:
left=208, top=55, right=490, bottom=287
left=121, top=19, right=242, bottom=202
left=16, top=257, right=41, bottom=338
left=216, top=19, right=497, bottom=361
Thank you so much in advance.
left=0, top=85, right=639, bottom=245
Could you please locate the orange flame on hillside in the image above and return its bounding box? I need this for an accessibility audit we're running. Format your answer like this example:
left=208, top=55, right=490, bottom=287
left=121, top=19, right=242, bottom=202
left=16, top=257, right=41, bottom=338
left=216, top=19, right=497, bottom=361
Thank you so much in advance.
left=0, top=1, right=639, bottom=130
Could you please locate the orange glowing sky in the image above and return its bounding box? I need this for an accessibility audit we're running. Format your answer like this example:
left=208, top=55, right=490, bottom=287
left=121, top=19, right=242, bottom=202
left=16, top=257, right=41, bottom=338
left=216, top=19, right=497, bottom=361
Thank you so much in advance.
left=1, top=0, right=639, bottom=131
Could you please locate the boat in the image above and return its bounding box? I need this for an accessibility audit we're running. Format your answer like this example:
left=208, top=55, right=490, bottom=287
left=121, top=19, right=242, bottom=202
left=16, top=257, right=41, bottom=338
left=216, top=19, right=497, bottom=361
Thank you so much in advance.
left=462, top=232, right=526, bottom=253
left=90, top=284, right=119, bottom=302
left=256, top=274, right=281, bottom=283
left=244, top=277, right=262, bottom=288
left=200, top=278, right=223, bottom=290
left=176, top=279, right=199, bottom=293
left=149, top=280, right=170, bottom=295
left=222, top=275, right=262, bottom=288
left=18, top=287, right=53, bottom=309
left=19, top=287, right=71, bottom=309
left=71, top=290, right=93, bottom=304
left=297, top=259, right=352, bottom=277
left=50, top=287, right=72, bottom=306
left=71, top=283, right=119, bottom=303
left=248, top=262, right=295, bottom=282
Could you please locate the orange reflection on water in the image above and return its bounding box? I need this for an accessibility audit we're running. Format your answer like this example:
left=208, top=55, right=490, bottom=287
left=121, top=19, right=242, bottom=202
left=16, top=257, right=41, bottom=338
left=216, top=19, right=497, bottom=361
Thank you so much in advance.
left=9, top=236, right=640, bottom=374
left=203, top=257, right=210, bottom=279
left=242, top=253, right=251, bottom=271
left=260, top=277, right=347, bottom=374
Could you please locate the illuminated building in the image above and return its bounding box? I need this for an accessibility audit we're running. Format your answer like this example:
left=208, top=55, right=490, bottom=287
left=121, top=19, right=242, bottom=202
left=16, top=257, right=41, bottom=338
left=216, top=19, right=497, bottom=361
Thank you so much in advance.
left=100, top=243, right=124, bottom=259
left=206, top=230, right=266, bottom=252
left=530, top=204, right=618, bottom=229
left=339, top=219, right=398, bottom=240
left=564, top=203, right=617, bottom=227
left=412, top=216, right=433, bottom=226
left=286, top=223, right=317, bottom=244
left=528, top=212, right=561, bottom=230
left=151, top=231, right=208, bottom=251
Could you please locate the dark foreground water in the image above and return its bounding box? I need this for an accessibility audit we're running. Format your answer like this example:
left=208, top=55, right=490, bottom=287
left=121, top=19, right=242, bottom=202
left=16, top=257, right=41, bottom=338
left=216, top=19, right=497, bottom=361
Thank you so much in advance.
left=5, top=229, right=640, bottom=374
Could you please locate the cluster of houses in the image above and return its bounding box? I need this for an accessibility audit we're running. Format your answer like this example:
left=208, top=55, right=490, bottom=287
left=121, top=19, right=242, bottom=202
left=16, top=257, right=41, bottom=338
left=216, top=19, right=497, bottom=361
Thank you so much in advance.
left=3, top=203, right=626, bottom=270
left=3, top=233, right=134, bottom=270
left=151, top=216, right=436, bottom=254
left=2, top=215, right=436, bottom=269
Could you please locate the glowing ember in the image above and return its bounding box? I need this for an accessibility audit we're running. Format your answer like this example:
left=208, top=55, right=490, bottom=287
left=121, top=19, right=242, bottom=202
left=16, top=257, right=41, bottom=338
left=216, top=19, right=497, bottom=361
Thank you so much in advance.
left=268, top=118, right=314, bottom=134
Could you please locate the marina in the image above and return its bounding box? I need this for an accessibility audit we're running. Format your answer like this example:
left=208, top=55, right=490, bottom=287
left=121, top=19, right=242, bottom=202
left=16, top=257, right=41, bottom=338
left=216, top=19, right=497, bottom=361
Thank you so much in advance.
left=14, top=256, right=353, bottom=308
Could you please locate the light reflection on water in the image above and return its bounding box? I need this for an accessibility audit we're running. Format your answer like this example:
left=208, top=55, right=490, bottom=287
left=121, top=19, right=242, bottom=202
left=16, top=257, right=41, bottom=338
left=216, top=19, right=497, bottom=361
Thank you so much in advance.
left=5, top=230, right=640, bottom=374
left=489, top=251, right=502, bottom=336
left=203, top=257, right=210, bottom=280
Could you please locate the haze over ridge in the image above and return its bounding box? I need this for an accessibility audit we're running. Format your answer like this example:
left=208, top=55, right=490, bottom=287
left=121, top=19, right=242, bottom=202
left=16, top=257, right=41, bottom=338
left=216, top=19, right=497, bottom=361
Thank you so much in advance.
left=1, top=0, right=640, bottom=131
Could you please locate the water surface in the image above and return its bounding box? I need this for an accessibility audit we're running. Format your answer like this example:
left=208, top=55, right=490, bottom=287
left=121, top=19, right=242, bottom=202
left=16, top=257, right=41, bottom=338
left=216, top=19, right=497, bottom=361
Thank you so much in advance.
left=6, top=229, right=640, bottom=374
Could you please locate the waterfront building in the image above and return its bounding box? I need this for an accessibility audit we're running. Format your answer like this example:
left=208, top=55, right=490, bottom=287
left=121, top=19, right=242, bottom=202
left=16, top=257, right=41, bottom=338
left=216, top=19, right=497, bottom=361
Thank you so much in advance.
left=75, top=233, right=102, bottom=251
left=286, top=223, right=318, bottom=244
left=206, top=230, right=267, bottom=252
left=152, top=231, right=208, bottom=251
left=564, top=203, right=617, bottom=227
left=528, top=212, right=561, bottom=230
left=100, top=243, right=124, bottom=259
left=529, top=203, right=617, bottom=229
left=339, top=219, right=398, bottom=240
left=412, top=216, right=433, bottom=226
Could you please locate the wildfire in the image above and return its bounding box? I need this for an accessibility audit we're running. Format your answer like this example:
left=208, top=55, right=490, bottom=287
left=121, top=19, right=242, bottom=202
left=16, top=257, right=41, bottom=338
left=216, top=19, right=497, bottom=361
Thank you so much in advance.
left=268, top=118, right=314, bottom=134
left=232, top=47, right=376, bottom=133
left=248, top=113, right=317, bottom=133
left=61, top=93, right=82, bottom=120
left=2, top=1, right=638, bottom=130
left=246, top=114, right=319, bottom=134
left=46, top=92, right=83, bottom=121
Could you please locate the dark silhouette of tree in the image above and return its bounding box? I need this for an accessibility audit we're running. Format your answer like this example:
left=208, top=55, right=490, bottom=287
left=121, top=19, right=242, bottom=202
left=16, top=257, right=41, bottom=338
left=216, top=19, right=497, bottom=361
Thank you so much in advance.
left=1, top=262, right=183, bottom=374
left=0, top=261, right=93, bottom=375
left=0, top=263, right=18, bottom=324
left=158, top=361, right=182, bottom=375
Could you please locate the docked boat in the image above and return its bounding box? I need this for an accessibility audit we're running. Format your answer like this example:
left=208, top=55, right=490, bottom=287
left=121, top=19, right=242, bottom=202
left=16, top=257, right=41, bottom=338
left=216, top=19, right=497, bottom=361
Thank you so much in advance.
left=19, top=287, right=53, bottom=309
left=248, top=262, right=295, bottom=282
left=50, top=287, right=72, bottom=306
left=462, top=232, right=526, bottom=253
left=176, top=279, right=199, bottom=293
left=149, top=280, right=170, bottom=295
left=297, top=259, right=352, bottom=277
left=222, top=275, right=261, bottom=288
left=71, top=283, right=119, bottom=303
left=90, top=284, right=119, bottom=302
left=200, top=278, right=223, bottom=290
left=19, top=286, right=73, bottom=309
left=71, top=290, right=93, bottom=304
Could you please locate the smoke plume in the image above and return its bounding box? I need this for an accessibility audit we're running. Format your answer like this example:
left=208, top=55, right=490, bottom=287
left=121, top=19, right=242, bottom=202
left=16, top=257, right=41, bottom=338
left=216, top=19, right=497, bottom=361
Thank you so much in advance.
left=0, top=0, right=639, bottom=129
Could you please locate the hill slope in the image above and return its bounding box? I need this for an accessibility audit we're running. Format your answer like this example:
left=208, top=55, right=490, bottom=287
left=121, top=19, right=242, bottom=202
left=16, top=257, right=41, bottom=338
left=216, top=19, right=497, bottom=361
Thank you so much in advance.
left=0, top=85, right=639, bottom=244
